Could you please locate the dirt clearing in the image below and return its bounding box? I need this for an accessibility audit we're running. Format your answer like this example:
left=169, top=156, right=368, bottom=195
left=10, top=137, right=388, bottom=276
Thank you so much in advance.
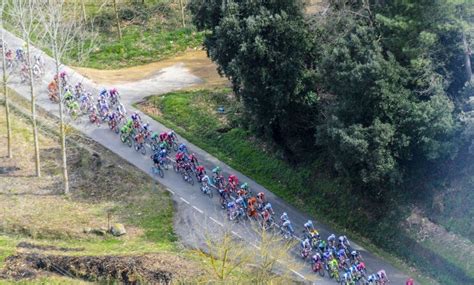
left=73, top=50, right=229, bottom=89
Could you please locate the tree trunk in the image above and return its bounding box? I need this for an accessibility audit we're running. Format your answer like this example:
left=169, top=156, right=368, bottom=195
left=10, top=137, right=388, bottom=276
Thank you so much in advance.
left=1, top=29, right=12, bottom=158
left=113, top=0, right=122, bottom=41
left=179, top=0, right=186, bottom=28
left=55, top=58, right=69, bottom=195
left=81, top=0, right=87, bottom=22
left=462, top=32, right=472, bottom=83
left=25, top=40, right=41, bottom=177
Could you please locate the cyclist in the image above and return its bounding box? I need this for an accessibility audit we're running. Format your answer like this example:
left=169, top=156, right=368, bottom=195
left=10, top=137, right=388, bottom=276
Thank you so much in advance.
left=212, top=166, right=221, bottom=175
left=341, top=271, right=352, bottom=284
left=377, top=269, right=389, bottom=283
left=406, top=278, right=414, bottom=285
left=235, top=196, right=247, bottom=210
left=178, top=143, right=188, bottom=154
left=227, top=200, right=237, bottom=217
left=350, top=250, right=363, bottom=263
left=48, top=80, right=59, bottom=101
left=301, top=238, right=311, bottom=258
left=367, top=273, right=378, bottom=284
left=188, top=152, right=199, bottom=167
left=142, top=122, right=151, bottom=133
left=280, top=212, right=289, bottom=222
left=281, top=217, right=295, bottom=235
left=5, top=49, right=13, bottom=64
left=327, top=256, right=339, bottom=273
left=159, top=131, right=168, bottom=142
left=311, top=252, right=322, bottom=264
left=337, top=247, right=347, bottom=260
left=99, top=100, right=109, bottom=116
left=175, top=151, right=186, bottom=163
left=304, top=220, right=314, bottom=232
left=211, top=167, right=224, bottom=189
left=240, top=182, right=249, bottom=194
left=15, top=47, right=24, bottom=62
left=228, top=174, right=239, bottom=191
left=74, top=82, right=83, bottom=96
left=109, top=87, right=119, bottom=101
left=134, top=132, right=145, bottom=146
left=108, top=111, right=118, bottom=127
left=327, top=233, right=336, bottom=247
left=131, top=112, right=141, bottom=123
left=261, top=206, right=272, bottom=227
left=317, top=239, right=327, bottom=253
left=256, top=192, right=265, bottom=204
left=338, top=235, right=351, bottom=250
left=64, top=88, right=74, bottom=102
left=152, top=150, right=162, bottom=167
left=195, top=165, right=206, bottom=181
left=356, top=261, right=366, bottom=273
left=159, top=141, right=168, bottom=150
left=158, top=148, right=168, bottom=159
left=67, top=101, right=79, bottom=117
left=263, top=202, right=275, bottom=215
left=99, top=88, right=108, bottom=99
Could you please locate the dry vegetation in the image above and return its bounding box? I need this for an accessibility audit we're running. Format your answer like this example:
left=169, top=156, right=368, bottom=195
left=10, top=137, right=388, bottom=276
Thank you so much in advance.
left=0, top=93, right=205, bottom=283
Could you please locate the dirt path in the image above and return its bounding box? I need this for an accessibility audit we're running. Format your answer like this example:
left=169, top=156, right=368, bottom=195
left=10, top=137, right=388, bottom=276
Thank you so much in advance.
left=73, top=50, right=229, bottom=89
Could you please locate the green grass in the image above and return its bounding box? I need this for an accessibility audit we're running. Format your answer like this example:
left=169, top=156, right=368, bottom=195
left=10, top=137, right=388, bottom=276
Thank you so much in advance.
left=65, top=1, right=205, bottom=69
left=0, top=102, right=179, bottom=282
left=139, top=88, right=471, bottom=285
left=71, top=26, right=204, bottom=69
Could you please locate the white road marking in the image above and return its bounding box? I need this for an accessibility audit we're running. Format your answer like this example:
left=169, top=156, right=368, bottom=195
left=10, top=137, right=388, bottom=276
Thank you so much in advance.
left=291, top=269, right=305, bottom=280
left=166, top=188, right=175, bottom=195
left=209, top=217, right=223, bottom=227
left=180, top=197, right=190, bottom=204
left=192, top=206, right=203, bottom=214
left=231, top=231, right=242, bottom=239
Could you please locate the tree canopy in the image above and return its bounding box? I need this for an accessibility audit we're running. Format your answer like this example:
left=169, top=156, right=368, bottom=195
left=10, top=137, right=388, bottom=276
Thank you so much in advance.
left=190, top=0, right=473, bottom=195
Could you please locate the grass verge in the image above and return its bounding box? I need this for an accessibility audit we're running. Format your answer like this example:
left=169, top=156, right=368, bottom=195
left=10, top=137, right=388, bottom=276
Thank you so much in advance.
left=71, top=26, right=204, bottom=69
left=0, top=91, right=194, bottom=283
left=138, top=88, right=471, bottom=285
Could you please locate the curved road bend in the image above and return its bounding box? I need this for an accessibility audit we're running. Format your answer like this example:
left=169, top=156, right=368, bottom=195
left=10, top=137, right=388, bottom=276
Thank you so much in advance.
left=2, top=29, right=411, bottom=284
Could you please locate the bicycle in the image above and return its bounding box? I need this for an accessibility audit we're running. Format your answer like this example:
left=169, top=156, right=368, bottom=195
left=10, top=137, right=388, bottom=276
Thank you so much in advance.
left=181, top=169, right=194, bottom=185
left=134, top=140, right=147, bottom=155
left=329, top=264, right=340, bottom=282
left=166, top=137, right=179, bottom=152
left=120, top=132, right=133, bottom=147
left=151, top=163, right=164, bottom=178
left=311, top=259, right=325, bottom=277
left=108, top=118, right=120, bottom=134
left=200, top=181, right=213, bottom=198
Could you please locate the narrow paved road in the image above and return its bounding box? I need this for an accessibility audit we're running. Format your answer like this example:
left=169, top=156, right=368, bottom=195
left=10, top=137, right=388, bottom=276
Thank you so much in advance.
left=2, top=29, right=411, bottom=284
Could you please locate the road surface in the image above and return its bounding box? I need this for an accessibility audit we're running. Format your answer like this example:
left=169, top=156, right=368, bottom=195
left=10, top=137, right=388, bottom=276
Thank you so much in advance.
left=2, top=28, right=411, bottom=284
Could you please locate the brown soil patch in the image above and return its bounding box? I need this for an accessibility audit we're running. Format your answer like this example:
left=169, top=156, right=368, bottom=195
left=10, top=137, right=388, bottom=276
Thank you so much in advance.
left=73, top=50, right=230, bottom=89
left=0, top=252, right=203, bottom=284
left=306, top=0, right=326, bottom=14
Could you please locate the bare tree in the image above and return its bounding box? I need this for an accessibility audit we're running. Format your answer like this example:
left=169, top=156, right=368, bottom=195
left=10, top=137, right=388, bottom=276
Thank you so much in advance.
left=178, top=0, right=186, bottom=28
left=195, top=219, right=302, bottom=283
left=9, top=0, right=41, bottom=177
left=39, top=0, right=96, bottom=194
left=0, top=0, right=12, bottom=158
left=113, top=0, right=123, bottom=40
